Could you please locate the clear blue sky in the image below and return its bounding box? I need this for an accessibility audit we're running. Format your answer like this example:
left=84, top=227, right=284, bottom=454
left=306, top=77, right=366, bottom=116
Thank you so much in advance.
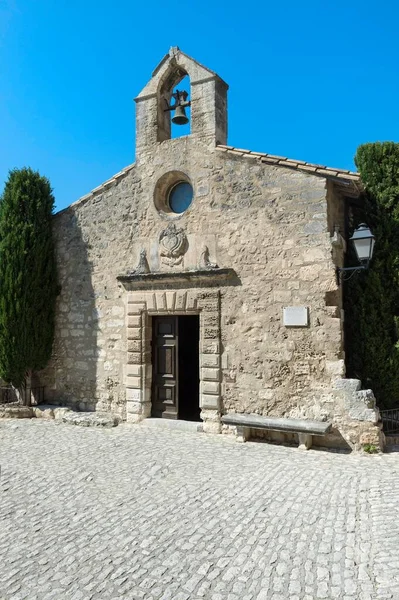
left=1, top=0, right=398, bottom=212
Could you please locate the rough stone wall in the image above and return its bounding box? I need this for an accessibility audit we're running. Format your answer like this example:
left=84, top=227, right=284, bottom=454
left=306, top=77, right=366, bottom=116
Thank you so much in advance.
left=215, top=154, right=341, bottom=419
left=41, top=134, right=339, bottom=417
left=39, top=47, right=382, bottom=449
left=39, top=133, right=383, bottom=448
left=40, top=167, right=144, bottom=417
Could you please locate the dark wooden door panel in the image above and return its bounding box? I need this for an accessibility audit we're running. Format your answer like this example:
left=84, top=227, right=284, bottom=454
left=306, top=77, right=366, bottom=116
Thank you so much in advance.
left=152, top=316, right=178, bottom=419
left=156, top=345, right=175, bottom=377
left=157, top=321, right=174, bottom=335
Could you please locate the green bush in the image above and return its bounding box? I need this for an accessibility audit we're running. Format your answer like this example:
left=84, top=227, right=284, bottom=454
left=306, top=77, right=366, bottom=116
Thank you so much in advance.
left=362, top=443, right=379, bottom=454
left=345, top=143, right=399, bottom=408
left=0, top=168, right=58, bottom=396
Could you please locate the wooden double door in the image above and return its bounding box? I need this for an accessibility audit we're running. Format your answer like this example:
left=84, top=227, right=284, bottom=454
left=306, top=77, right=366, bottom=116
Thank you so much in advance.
left=152, top=315, right=200, bottom=421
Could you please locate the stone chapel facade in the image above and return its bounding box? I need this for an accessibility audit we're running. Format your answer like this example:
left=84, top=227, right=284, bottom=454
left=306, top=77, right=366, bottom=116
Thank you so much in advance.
left=41, top=48, right=383, bottom=450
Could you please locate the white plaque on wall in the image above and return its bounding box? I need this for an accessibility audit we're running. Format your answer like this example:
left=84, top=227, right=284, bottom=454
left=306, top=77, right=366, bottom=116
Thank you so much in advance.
left=283, top=306, right=309, bottom=327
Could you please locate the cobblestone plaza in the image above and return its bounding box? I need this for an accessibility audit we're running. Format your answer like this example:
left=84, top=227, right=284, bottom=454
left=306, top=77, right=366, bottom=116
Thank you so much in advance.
left=1, top=420, right=398, bottom=599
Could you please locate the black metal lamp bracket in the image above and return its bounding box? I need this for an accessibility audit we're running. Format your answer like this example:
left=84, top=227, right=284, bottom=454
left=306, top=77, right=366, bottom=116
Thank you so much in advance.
left=336, top=264, right=368, bottom=284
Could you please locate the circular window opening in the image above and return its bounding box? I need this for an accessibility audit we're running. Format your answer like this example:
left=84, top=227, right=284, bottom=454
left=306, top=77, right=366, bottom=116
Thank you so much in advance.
left=168, top=182, right=193, bottom=214
left=153, top=171, right=194, bottom=218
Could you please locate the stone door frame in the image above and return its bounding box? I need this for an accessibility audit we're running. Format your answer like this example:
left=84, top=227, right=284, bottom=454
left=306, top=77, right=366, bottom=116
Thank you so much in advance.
left=125, top=288, right=222, bottom=432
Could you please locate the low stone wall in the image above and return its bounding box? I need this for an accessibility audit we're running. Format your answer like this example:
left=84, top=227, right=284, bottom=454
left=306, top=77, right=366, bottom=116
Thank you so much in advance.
left=332, top=379, right=385, bottom=451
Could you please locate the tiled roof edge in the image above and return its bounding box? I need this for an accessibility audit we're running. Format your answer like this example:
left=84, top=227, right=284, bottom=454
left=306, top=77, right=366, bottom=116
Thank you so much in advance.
left=55, top=144, right=361, bottom=217
left=216, top=145, right=361, bottom=182
left=55, top=163, right=136, bottom=215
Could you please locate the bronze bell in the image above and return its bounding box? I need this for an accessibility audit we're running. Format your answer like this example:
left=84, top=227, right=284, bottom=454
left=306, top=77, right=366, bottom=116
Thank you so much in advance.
left=172, top=105, right=189, bottom=125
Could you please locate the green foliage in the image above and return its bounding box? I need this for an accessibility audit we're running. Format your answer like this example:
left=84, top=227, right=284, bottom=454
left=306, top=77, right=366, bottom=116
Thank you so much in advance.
left=0, top=168, right=58, bottom=388
left=345, top=143, right=399, bottom=408
left=362, top=443, right=379, bottom=454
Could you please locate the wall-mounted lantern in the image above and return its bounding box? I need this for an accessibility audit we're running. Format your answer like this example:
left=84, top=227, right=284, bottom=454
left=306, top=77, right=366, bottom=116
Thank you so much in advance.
left=337, top=223, right=375, bottom=282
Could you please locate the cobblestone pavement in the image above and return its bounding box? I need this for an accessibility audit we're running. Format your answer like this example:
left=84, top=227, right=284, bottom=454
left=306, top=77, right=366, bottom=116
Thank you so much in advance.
left=1, top=420, right=399, bottom=600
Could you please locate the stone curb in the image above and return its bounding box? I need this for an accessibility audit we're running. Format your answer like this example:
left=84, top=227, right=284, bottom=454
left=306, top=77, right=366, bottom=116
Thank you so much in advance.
left=0, top=404, right=120, bottom=428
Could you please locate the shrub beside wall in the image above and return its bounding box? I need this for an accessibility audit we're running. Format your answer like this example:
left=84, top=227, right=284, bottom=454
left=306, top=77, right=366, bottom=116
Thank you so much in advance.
left=345, top=142, right=399, bottom=408
left=0, top=168, right=58, bottom=399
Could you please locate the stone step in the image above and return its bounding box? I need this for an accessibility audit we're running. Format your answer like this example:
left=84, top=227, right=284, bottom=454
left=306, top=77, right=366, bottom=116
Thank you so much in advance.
left=0, top=405, right=34, bottom=419
left=33, top=405, right=71, bottom=420
left=0, top=403, right=120, bottom=427
left=140, top=418, right=203, bottom=433
left=62, top=411, right=119, bottom=428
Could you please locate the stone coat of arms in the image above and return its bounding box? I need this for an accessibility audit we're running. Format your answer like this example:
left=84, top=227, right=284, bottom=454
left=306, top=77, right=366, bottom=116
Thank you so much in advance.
left=159, top=223, right=188, bottom=267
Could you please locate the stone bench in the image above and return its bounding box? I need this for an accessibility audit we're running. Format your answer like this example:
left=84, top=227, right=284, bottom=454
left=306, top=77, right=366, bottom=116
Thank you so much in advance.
left=221, top=413, right=332, bottom=450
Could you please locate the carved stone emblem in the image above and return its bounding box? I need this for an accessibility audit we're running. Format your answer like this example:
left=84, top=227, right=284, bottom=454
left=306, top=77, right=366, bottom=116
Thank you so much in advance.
left=159, top=223, right=188, bottom=267
left=129, top=248, right=150, bottom=275
left=199, top=245, right=218, bottom=270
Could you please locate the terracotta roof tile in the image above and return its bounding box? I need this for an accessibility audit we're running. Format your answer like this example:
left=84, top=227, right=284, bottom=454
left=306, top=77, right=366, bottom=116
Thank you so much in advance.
left=231, top=147, right=251, bottom=153
left=216, top=144, right=360, bottom=183
left=336, top=173, right=361, bottom=181
left=277, top=159, right=302, bottom=168
left=247, top=151, right=268, bottom=157
left=301, top=161, right=327, bottom=169
left=296, top=164, right=318, bottom=173
left=314, top=168, right=339, bottom=177
left=260, top=156, right=281, bottom=165
left=266, top=154, right=288, bottom=160
left=58, top=144, right=361, bottom=217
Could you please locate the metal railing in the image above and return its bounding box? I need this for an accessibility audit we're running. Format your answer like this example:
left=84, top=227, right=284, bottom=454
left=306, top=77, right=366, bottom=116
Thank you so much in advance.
left=0, top=386, right=45, bottom=406
left=381, top=409, right=399, bottom=434
left=0, top=386, right=19, bottom=404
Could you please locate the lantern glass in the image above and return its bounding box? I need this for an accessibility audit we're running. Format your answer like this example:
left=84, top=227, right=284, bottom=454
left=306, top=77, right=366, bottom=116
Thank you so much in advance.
left=350, top=224, right=375, bottom=264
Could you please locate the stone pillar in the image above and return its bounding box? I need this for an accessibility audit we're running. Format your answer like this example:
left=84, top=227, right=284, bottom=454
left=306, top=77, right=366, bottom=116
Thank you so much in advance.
left=190, top=78, right=228, bottom=146
left=125, top=298, right=151, bottom=423
left=298, top=433, right=312, bottom=450
left=198, top=290, right=222, bottom=433
left=135, top=95, right=159, bottom=159
left=236, top=426, right=250, bottom=443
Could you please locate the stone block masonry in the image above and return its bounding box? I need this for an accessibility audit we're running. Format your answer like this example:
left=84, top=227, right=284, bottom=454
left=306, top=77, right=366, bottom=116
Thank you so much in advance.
left=38, top=48, right=381, bottom=448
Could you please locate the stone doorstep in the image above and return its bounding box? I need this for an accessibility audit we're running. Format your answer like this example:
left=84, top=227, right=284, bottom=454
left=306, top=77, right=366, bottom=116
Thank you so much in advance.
left=140, top=417, right=203, bottom=434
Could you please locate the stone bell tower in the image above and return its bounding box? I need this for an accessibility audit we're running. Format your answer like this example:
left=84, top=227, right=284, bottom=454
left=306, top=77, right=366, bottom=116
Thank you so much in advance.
left=134, top=47, right=228, bottom=157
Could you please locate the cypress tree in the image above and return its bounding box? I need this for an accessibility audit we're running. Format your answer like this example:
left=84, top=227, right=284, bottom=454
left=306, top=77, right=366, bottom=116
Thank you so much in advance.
left=345, top=142, right=399, bottom=408
left=0, top=168, right=58, bottom=402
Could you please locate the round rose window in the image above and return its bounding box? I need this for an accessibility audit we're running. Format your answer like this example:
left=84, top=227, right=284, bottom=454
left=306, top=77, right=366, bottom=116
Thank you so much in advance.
left=168, top=182, right=193, bottom=214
